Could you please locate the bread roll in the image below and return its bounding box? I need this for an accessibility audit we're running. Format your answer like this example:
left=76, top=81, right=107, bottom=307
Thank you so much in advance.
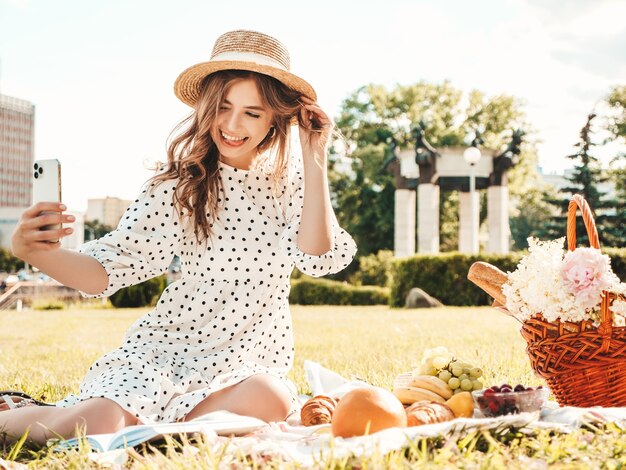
left=405, top=400, right=455, bottom=426
left=300, top=395, right=337, bottom=426
left=467, top=262, right=508, bottom=305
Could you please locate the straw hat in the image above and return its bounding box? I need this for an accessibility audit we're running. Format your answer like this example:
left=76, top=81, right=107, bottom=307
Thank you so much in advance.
left=174, top=30, right=317, bottom=107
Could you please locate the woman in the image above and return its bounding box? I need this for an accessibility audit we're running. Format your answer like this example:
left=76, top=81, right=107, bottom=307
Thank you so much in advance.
left=2, top=30, right=356, bottom=444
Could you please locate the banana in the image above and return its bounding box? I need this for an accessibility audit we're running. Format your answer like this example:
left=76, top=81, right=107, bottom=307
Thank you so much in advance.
left=408, top=375, right=453, bottom=400
left=392, top=372, right=413, bottom=390
left=393, top=386, right=446, bottom=405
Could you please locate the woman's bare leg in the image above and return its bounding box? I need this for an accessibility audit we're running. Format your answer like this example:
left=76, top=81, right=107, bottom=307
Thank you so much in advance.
left=0, top=397, right=139, bottom=445
left=183, top=374, right=293, bottom=423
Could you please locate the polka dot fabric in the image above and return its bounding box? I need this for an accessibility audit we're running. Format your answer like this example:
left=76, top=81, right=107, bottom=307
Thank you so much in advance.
left=56, top=161, right=357, bottom=423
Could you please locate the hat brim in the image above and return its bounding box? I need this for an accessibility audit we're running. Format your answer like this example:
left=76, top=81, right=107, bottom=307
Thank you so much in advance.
left=173, top=60, right=317, bottom=108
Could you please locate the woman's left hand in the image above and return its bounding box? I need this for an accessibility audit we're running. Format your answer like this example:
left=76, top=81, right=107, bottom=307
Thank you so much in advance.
left=298, top=96, right=333, bottom=165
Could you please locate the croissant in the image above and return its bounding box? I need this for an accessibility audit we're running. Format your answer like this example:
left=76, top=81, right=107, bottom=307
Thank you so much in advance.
left=405, top=400, right=455, bottom=426
left=301, top=395, right=338, bottom=426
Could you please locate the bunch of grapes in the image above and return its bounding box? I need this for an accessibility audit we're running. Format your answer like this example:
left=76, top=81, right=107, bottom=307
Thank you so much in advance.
left=416, top=347, right=484, bottom=395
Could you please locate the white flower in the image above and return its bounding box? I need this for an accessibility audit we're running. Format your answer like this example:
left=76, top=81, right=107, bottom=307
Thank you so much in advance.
left=612, top=299, right=626, bottom=318
left=503, top=237, right=624, bottom=324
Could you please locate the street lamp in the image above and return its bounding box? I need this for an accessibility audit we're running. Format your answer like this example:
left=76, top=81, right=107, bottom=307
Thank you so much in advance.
left=463, top=140, right=482, bottom=254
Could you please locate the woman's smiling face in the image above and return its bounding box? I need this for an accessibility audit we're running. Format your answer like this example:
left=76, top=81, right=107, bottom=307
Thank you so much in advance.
left=212, top=78, right=274, bottom=169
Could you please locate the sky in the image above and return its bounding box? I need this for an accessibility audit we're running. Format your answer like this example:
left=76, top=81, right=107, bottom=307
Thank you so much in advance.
left=1, top=0, right=625, bottom=213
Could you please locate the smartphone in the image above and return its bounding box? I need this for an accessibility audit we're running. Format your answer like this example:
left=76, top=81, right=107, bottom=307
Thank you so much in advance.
left=32, top=159, right=63, bottom=243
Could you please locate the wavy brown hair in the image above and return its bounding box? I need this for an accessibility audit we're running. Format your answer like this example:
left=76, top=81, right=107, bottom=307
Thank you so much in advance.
left=148, top=70, right=302, bottom=243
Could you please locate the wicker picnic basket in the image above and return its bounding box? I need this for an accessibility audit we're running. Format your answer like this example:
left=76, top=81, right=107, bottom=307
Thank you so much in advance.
left=518, top=195, right=626, bottom=407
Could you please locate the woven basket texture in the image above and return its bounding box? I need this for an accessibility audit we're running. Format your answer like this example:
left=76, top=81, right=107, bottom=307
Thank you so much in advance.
left=520, top=195, right=625, bottom=407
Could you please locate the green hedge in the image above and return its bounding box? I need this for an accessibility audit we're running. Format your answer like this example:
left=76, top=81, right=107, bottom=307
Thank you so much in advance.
left=390, top=249, right=626, bottom=308
left=32, top=298, right=66, bottom=310
left=290, top=276, right=389, bottom=305
left=390, top=253, right=523, bottom=307
left=351, top=250, right=394, bottom=287
left=109, top=275, right=167, bottom=308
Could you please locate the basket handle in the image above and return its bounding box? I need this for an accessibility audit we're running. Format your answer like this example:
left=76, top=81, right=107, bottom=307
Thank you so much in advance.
left=567, top=195, right=600, bottom=251
left=598, top=292, right=615, bottom=353
left=567, top=195, right=613, bottom=352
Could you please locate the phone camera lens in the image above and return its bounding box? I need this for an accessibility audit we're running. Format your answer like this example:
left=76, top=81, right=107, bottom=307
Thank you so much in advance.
left=34, top=172, right=39, bottom=179
left=34, top=163, right=39, bottom=170
left=38, top=167, right=43, bottom=174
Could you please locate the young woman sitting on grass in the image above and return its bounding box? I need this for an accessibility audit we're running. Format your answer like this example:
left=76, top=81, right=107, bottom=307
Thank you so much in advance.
left=1, top=29, right=356, bottom=445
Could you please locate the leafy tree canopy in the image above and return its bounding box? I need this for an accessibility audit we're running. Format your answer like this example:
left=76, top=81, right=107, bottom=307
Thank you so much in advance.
left=84, top=219, right=114, bottom=241
left=331, top=81, right=537, bottom=256
left=607, top=85, right=626, bottom=140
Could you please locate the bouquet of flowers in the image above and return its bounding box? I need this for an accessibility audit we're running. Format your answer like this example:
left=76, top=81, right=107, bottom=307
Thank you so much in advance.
left=503, top=237, right=626, bottom=326
left=470, top=196, right=626, bottom=407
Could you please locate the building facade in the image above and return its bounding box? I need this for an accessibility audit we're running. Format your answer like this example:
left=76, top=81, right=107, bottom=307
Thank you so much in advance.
left=86, top=196, right=132, bottom=228
left=0, top=94, right=35, bottom=208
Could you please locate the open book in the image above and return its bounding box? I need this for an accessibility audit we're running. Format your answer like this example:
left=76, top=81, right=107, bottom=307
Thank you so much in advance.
left=52, top=410, right=267, bottom=452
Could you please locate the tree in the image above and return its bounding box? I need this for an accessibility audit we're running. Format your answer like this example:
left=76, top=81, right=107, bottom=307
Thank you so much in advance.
left=541, top=114, right=619, bottom=246
left=0, top=248, right=23, bottom=273
left=509, top=185, right=559, bottom=250
left=606, top=86, right=626, bottom=140
left=611, top=163, right=626, bottom=244
left=84, top=219, right=114, bottom=241
left=332, top=82, right=535, bottom=255
left=328, top=144, right=395, bottom=257
left=605, top=85, right=626, bottom=245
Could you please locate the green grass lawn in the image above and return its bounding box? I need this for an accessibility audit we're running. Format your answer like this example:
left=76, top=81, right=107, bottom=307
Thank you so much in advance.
left=1, top=305, right=625, bottom=468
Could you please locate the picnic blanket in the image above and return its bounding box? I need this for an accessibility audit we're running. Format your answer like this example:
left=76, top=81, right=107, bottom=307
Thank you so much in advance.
left=46, top=361, right=626, bottom=468
left=229, top=360, right=626, bottom=466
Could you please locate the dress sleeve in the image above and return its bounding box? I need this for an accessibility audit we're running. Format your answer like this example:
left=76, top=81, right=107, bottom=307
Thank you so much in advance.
left=78, top=177, right=182, bottom=298
left=278, top=167, right=357, bottom=277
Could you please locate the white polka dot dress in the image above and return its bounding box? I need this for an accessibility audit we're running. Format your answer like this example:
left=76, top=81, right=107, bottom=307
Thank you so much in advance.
left=55, top=161, right=357, bottom=423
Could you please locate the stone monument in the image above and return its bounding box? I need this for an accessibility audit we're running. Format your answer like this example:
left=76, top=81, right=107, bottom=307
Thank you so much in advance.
left=385, top=123, right=523, bottom=255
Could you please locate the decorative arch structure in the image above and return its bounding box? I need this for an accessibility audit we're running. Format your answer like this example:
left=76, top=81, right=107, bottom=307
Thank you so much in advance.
left=384, top=127, right=523, bottom=256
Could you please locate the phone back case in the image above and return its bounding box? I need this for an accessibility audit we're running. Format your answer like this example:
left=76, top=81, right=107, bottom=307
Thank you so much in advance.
left=32, top=159, right=62, bottom=242
left=32, top=159, right=62, bottom=204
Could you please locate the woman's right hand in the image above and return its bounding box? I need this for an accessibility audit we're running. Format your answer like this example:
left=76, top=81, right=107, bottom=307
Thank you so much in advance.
left=11, top=202, right=75, bottom=260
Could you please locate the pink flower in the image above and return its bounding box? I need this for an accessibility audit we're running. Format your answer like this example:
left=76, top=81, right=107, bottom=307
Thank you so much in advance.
left=561, top=248, right=615, bottom=310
